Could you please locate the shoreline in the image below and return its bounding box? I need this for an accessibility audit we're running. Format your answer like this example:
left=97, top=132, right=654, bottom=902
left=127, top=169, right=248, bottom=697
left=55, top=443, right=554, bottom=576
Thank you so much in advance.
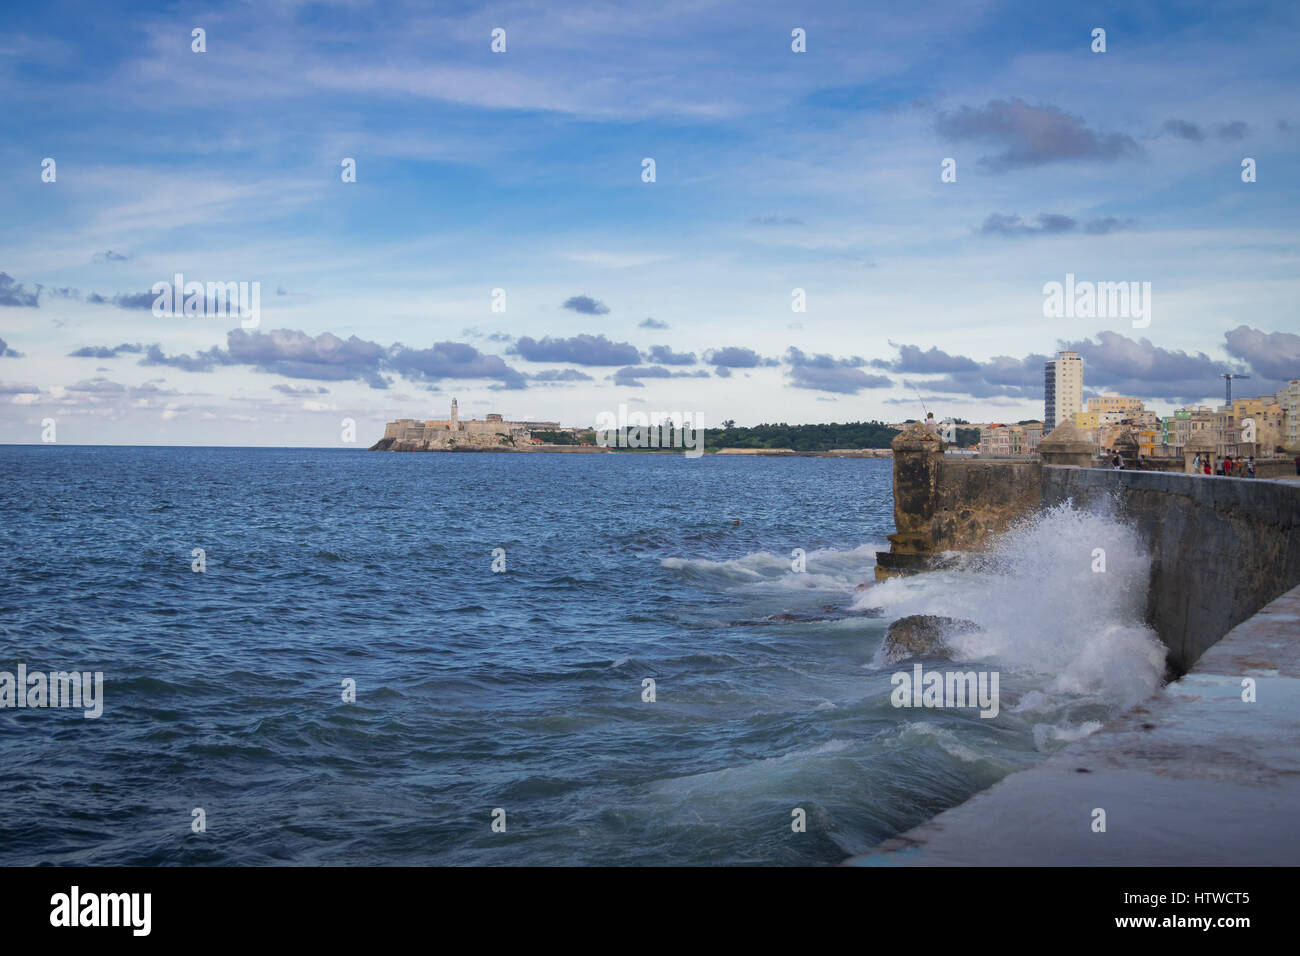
left=368, top=442, right=895, bottom=458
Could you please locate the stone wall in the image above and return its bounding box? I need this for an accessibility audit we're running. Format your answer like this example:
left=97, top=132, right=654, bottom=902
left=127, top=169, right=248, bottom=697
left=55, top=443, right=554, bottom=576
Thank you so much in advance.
left=1042, top=468, right=1300, bottom=672
left=1118, top=456, right=1294, bottom=476
left=877, top=421, right=1300, bottom=672
left=933, top=459, right=1043, bottom=552
left=1256, top=458, right=1297, bottom=478
left=372, top=418, right=533, bottom=451
left=876, top=423, right=1044, bottom=579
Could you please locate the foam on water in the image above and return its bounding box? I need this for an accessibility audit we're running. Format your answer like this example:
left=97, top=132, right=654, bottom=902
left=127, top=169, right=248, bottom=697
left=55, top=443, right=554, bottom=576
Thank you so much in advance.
left=858, top=500, right=1167, bottom=712
left=661, top=543, right=882, bottom=593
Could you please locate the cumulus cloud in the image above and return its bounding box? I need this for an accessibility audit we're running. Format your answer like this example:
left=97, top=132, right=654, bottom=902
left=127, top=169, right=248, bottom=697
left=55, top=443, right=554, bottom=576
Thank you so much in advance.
left=225, top=329, right=388, bottom=386
left=934, top=97, right=1141, bottom=172
left=1058, top=331, right=1241, bottom=403
left=93, top=250, right=131, bottom=262
left=873, top=342, right=1047, bottom=399
left=1223, top=325, right=1300, bottom=383
left=511, top=333, right=639, bottom=366
left=387, top=340, right=526, bottom=390
left=86, top=291, right=156, bottom=310
left=877, top=329, right=1292, bottom=405
left=139, top=343, right=236, bottom=373
left=562, top=294, right=611, bottom=315
left=0, top=337, right=23, bottom=358
left=135, top=329, right=530, bottom=390
left=647, top=345, right=696, bottom=365
left=873, top=343, right=980, bottom=374
left=785, top=347, right=892, bottom=394
left=0, top=272, right=41, bottom=307
left=639, top=317, right=668, bottom=329
left=529, top=368, right=594, bottom=382
left=68, top=343, right=144, bottom=358
left=611, top=365, right=709, bottom=387
left=749, top=215, right=805, bottom=226
left=704, top=346, right=776, bottom=368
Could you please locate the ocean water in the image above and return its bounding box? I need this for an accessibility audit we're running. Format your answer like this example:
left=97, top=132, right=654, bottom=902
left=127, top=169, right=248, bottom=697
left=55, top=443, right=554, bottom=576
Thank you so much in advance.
left=0, top=446, right=1165, bottom=865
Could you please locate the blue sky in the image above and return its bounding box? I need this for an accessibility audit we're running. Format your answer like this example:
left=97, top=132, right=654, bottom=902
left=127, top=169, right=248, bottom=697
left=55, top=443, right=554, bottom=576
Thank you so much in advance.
left=2, top=0, right=1298, bottom=445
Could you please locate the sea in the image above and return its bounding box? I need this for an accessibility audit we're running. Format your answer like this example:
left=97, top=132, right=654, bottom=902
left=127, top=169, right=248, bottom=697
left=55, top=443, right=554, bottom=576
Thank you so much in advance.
left=0, top=446, right=1166, bottom=865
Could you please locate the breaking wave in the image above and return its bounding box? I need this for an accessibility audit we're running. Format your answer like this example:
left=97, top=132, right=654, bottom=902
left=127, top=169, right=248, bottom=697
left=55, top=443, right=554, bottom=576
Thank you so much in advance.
left=858, top=500, right=1167, bottom=712
left=661, top=543, right=883, bottom=592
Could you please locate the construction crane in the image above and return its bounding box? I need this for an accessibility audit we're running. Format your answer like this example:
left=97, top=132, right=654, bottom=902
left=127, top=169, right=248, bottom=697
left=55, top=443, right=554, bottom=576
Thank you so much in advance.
left=1220, top=372, right=1250, bottom=406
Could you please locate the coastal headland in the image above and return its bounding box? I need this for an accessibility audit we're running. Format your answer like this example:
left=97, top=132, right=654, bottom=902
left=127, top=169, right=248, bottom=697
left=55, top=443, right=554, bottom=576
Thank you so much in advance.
left=370, top=400, right=898, bottom=456
left=369, top=398, right=564, bottom=452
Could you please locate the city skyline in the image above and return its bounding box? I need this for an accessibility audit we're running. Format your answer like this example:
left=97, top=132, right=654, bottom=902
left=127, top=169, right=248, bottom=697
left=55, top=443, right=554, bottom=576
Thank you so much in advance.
left=2, top=0, right=1299, bottom=445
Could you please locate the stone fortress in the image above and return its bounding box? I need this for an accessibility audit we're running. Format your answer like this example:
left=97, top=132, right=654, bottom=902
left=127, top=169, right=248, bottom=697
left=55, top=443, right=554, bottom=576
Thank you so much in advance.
left=371, top=399, right=561, bottom=451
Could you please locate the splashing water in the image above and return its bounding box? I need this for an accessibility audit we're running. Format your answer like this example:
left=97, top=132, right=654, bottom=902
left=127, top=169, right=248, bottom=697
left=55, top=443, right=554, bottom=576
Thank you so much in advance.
left=858, top=500, right=1167, bottom=713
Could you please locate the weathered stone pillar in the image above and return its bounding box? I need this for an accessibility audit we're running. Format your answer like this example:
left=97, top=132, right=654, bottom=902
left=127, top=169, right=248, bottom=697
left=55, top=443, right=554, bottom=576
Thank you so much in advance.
left=1038, top=422, right=1095, bottom=468
left=875, top=423, right=945, bottom=580
left=1114, top=428, right=1139, bottom=467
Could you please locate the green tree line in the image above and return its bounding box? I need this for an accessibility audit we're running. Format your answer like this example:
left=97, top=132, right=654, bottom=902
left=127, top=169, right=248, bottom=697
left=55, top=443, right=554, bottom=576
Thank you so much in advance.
left=533, top=420, right=983, bottom=451
left=704, top=421, right=901, bottom=451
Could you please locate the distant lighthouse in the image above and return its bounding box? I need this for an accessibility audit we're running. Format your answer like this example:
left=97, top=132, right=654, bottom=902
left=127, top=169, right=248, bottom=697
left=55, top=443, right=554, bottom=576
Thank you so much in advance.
left=450, top=397, right=459, bottom=430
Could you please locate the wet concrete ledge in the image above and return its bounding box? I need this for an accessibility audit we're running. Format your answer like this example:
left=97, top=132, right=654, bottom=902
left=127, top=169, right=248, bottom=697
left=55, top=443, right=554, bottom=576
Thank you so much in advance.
left=848, top=582, right=1300, bottom=866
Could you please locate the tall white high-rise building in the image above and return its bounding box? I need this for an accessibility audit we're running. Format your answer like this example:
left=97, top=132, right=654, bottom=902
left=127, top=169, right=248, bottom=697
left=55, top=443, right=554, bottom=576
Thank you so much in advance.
left=1044, top=350, right=1084, bottom=433
left=1277, top=380, right=1300, bottom=448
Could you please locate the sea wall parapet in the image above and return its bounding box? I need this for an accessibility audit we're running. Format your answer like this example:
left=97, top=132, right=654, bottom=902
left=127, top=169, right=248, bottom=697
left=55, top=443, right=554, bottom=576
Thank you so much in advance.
left=876, top=422, right=1300, bottom=672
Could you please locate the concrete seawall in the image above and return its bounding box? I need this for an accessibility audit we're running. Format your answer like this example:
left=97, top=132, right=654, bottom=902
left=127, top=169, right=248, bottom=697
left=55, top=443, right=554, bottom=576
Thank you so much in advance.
left=875, top=424, right=1300, bottom=674
left=851, top=581, right=1300, bottom=866
left=1043, top=468, right=1300, bottom=672
left=856, top=423, right=1300, bottom=865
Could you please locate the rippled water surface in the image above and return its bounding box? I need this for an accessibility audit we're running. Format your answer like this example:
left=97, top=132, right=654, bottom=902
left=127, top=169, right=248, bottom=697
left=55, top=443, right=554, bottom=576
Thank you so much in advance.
left=0, top=446, right=1161, bottom=865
